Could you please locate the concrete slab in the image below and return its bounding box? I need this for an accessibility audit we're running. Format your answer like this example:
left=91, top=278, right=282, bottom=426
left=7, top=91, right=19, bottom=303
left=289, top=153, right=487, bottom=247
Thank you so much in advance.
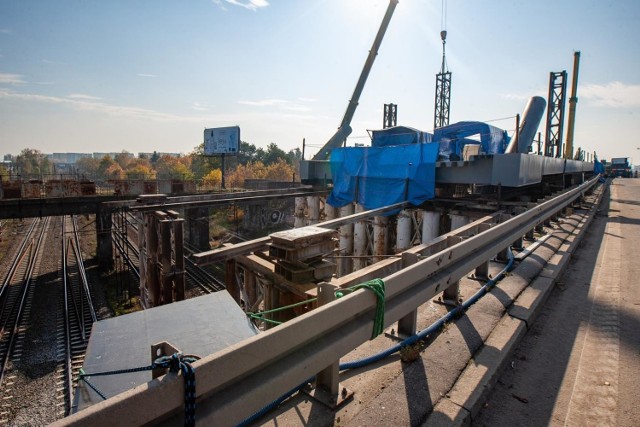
left=539, top=251, right=572, bottom=281
left=443, top=316, right=526, bottom=419
left=424, top=398, right=470, bottom=427
left=508, top=276, right=555, bottom=328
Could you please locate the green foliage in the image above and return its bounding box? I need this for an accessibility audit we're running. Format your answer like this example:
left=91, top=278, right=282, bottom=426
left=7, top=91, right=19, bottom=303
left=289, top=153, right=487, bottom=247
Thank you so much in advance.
left=15, top=148, right=51, bottom=176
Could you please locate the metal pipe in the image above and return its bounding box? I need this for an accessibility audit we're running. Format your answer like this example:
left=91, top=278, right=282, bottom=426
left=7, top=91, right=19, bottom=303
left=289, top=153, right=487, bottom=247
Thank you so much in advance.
left=505, top=96, right=547, bottom=154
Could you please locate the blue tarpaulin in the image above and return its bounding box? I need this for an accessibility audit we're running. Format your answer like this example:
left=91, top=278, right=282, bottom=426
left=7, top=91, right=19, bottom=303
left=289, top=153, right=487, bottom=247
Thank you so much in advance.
left=594, top=158, right=605, bottom=175
left=327, top=143, right=439, bottom=210
left=434, top=121, right=510, bottom=160
left=371, top=126, right=433, bottom=148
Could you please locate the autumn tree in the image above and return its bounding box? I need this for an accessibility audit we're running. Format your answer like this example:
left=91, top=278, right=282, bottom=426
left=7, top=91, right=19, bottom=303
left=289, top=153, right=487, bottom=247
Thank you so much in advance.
left=15, top=148, right=51, bottom=176
left=75, top=157, right=100, bottom=177
left=202, top=169, right=222, bottom=190
left=265, top=158, right=297, bottom=182
left=126, top=164, right=155, bottom=179
left=156, top=155, right=194, bottom=180
left=104, top=163, right=125, bottom=180
left=114, top=151, right=134, bottom=170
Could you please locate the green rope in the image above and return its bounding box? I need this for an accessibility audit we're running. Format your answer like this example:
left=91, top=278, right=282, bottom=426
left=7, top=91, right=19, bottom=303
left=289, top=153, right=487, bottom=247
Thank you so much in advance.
left=336, top=278, right=385, bottom=340
left=247, top=297, right=317, bottom=317
left=247, top=313, right=283, bottom=325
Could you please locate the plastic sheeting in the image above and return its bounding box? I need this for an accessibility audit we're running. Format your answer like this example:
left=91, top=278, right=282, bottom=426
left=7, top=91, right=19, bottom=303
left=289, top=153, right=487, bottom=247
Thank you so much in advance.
left=434, top=121, right=510, bottom=160
left=594, top=158, right=605, bottom=175
left=327, top=143, right=439, bottom=210
left=371, top=126, right=433, bottom=148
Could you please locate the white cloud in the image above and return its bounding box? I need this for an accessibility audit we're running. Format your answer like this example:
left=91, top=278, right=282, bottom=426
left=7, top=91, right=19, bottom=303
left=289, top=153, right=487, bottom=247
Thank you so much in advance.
left=0, top=29, right=11, bottom=35
left=213, top=0, right=269, bottom=11
left=298, top=97, right=318, bottom=103
left=580, top=81, right=640, bottom=108
left=137, top=73, right=158, bottom=78
left=238, top=98, right=311, bottom=112
left=0, top=89, right=196, bottom=122
left=192, top=102, right=210, bottom=111
left=67, top=93, right=102, bottom=101
left=0, top=73, right=26, bottom=85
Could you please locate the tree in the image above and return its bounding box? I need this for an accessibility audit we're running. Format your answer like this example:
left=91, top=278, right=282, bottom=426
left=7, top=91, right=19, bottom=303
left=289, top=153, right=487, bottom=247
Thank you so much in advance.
left=115, top=151, right=133, bottom=170
left=75, top=157, right=100, bottom=177
left=126, top=164, right=154, bottom=179
left=263, top=143, right=287, bottom=166
left=202, top=169, right=222, bottom=190
left=104, top=163, right=125, bottom=180
left=15, top=148, right=51, bottom=176
left=97, top=155, right=116, bottom=180
left=188, top=143, right=221, bottom=180
left=226, top=161, right=267, bottom=188
left=265, top=158, right=297, bottom=182
left=156, top=155, right=194, bottom=180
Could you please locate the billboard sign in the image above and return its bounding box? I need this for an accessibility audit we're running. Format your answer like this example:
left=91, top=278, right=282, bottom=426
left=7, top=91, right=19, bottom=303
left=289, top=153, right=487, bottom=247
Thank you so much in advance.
left=204, top=126, right=240, bottom=155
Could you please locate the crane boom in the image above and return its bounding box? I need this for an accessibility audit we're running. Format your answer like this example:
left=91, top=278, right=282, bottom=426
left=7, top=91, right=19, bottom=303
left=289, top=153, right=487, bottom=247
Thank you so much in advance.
left=564, top=51, right=580, bottom=159
left=312, top=0, right=399, bottom=161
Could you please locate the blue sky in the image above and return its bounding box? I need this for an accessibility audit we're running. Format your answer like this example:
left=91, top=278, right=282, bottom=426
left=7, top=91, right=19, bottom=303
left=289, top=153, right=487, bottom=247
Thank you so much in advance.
left=1, top=0, right=639, bottom=161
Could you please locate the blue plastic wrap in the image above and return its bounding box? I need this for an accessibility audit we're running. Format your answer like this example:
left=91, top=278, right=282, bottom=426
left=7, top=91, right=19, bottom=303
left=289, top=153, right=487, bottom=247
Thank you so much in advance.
left=434, top=121, right=510, bottom=160
left=327, top=143, right=439, bottom=210
left=371, top=126, right=433, bottom=148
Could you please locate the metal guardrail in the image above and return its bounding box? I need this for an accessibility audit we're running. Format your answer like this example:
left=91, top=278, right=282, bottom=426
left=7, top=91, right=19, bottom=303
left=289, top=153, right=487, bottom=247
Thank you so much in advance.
left=54, top=176, right=599, bottom=427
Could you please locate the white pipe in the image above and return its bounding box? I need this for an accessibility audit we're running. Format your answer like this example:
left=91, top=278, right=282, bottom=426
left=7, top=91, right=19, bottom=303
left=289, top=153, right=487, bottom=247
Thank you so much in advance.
left=421, top=211, right=440, bottom=244
left=338, top=203, right=355, bottom=276
left=396, top=209, right=412, bottom=252
left=353, top=204, right=367, bottom=271
left=450, top=213, right=469, bottom=231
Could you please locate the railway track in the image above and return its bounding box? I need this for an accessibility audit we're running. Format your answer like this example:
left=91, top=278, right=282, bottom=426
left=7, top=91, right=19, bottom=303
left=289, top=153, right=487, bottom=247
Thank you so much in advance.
left=55, top=216, right=99, bottom=417
left=0, top=217, right=48, bottom=424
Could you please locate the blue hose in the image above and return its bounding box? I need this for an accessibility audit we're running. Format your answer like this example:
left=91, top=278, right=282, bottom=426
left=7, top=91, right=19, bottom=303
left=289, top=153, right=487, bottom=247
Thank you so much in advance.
left=238, top=249, right=515, bottom=426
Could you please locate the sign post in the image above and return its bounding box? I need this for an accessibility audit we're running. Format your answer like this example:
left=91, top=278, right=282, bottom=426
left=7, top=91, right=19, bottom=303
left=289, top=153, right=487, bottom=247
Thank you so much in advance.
left=204, top=126, right=240, bottom=189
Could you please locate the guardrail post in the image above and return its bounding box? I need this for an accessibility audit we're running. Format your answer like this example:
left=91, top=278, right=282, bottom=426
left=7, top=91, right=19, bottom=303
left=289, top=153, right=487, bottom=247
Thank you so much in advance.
left=496, top=246, right=510, bottom=263
left=512, top=207, right=526, bottom=249
left=472, top=223, right=492, bottom=280
left=441, top=235, right=463, bottom=305
left=307, top=282, right=354, bottom=408
left=396, top=253, right=419, bottom=336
